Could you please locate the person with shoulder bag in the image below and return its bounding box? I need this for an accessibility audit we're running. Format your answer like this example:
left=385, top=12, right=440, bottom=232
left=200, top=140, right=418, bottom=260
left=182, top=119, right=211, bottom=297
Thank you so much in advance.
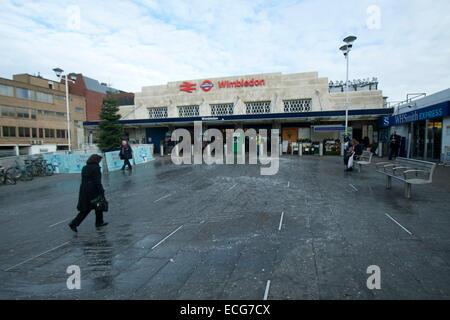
left=69, top=154, right=108, bottom=232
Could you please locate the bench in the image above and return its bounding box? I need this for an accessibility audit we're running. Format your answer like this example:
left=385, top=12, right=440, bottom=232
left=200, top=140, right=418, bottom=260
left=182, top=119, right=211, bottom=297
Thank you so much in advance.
left=354, top=151, right=373, bottom=172
left=375, top=157, right=436, bottom=198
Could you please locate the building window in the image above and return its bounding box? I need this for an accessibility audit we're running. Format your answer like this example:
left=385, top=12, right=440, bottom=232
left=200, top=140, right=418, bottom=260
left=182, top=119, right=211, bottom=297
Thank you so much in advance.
left=55, top=112, right=65, bottom=117
left=16, top=87, right=35, bottom=100
left=18, top=127, right=30, bottom=137
left=210, top=103, right=234, bottom=116
left=36, top=91, right=53, bottom=104
left=283, top=99, right=312, bottom=112
left=0, top=84, right=14, bottom=97
left=2, top=126, right=16, bottom=137
left=30, top=109, right=36, bottom=119
left=74, top=107, right=84, bottom=113
left=39, top=128, right=44, bottom=138
left=56, top=129, right=66, bottom=139
left=45, top=128, right=55, bottom=138
left=148, top=107, right=168, bottom=119
left=44, top=110, right=56, bottom=116
left=55, top=95, right=65, bottom=100
left=32, top=128, right=37, bottom=138
left=1, top=106, right=15, bottom=117
left=16, top=107, right=30, bottom=118
left=178, top=105, right=199, bottom=118
left=245, top=101, right=271, bottom=114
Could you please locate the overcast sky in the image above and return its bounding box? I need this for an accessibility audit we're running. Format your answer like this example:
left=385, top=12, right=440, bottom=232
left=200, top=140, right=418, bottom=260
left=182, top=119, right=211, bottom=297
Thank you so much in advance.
left=0, top=0, right=449, bottom=102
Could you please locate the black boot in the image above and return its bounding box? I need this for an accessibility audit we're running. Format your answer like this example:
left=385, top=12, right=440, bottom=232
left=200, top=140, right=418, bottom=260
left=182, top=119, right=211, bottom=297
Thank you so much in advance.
left=96, top=222, right=108, bottom=228
left=68, top=222, right=78, bottom=233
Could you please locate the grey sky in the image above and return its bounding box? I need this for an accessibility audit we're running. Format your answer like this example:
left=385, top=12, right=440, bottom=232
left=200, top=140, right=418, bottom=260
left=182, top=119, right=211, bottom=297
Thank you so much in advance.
left=0, top=0, right=449, bottom=102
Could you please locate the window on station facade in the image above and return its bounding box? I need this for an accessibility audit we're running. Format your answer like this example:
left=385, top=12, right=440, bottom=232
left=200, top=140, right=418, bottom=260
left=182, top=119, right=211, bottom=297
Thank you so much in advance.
left=283, top=99, right=312, bottom=112
left=245, top=101, right=271, bottom=114
left=148, top=107, right=168, bottom=119
left=210, top=103, right=234, bottom=116
left=18, top=127, right=30, bottom=137
left=15, top=87, right=35, bottom=100
left=2, top=126, right=16, bottom=137
left=0, top=84, right=14, bottom=97
left=56, top=129, right=66, bottom=138
left=178, top=105, right=199, bottom=118
left=1, top=106, right=15, bottom=117
left=36, top=91, right=53, bottom=104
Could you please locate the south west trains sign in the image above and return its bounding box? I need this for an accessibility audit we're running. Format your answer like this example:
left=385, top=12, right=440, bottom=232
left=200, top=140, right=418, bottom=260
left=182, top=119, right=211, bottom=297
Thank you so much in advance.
left=179, top=78, right=266, bottom=93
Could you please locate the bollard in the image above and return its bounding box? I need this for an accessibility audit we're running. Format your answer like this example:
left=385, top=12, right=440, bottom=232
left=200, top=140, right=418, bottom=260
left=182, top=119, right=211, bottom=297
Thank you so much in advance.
left=319, top=142, right=323, bottom=156
left=377, top=142, right=383, bottom=157
left=224, top=144, right=227, bottom=156
left=341, top=143, right=345, bottom=156
left=160, top=145, right=164, bottom=157
left=291, top=143, right=294, bottom=155
left=299, top=143, right=302, bottom=156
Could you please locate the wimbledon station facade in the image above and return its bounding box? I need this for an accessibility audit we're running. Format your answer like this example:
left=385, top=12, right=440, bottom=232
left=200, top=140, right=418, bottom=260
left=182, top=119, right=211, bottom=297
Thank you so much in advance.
left=84, top=71, right=391, bottom=154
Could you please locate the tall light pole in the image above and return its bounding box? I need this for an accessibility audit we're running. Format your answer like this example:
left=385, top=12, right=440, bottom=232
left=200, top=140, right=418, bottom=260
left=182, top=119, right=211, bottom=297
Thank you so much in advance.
left=53, top=68, right=74, bottom=152
left=339, top=35, right=357, bottom=138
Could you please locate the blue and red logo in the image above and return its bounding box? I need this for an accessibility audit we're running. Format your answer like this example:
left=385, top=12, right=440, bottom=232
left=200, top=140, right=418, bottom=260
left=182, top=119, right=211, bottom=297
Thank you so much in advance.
left=200, top=80, right=213, bottom=92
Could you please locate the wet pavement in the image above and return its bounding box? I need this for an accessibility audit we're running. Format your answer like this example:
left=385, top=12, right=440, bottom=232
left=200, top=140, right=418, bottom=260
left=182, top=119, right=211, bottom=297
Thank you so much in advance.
left=0, top=155, right=449, bottom=299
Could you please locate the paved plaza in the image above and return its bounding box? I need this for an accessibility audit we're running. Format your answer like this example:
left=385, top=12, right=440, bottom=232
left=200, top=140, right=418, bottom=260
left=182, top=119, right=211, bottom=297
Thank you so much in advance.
left=0, top=155, right=449, bottom=299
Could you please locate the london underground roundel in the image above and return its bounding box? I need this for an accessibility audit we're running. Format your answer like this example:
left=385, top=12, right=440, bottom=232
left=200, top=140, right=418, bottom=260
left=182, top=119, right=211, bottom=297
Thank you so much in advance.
left=200, top=80, right=214, bottom=92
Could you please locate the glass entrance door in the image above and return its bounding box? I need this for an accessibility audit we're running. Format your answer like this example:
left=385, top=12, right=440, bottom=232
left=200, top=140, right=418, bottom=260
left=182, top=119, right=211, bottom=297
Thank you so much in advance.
left=412, top=121, right=425, bottom=159
left=426, top=118, right=442, bottom=160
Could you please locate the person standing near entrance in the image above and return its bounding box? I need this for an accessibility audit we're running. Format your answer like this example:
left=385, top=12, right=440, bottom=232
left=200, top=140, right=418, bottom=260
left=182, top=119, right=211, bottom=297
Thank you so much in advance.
left=120, top=140, right=133, bottom=170
left=69, top=154, right=107, bottom=232
left=389, top=130, right=400, bottom=160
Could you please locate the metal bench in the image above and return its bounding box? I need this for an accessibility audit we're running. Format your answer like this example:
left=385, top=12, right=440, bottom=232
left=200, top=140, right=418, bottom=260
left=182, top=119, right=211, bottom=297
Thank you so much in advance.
left=354, top=151, right=373, bottom=172
left=375, top=157, right=436, bottom=198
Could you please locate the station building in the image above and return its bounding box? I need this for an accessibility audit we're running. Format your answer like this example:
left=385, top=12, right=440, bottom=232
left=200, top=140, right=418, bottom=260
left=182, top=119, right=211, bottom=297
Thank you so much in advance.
left=378, top=88, right=450, bottom=163
left=84, top=71, right=391, bottom=154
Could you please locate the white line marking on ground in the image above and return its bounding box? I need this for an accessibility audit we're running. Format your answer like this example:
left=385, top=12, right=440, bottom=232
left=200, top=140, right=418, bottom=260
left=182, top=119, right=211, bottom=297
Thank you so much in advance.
left=227, top=183, right=237, bottom=191
left=48, top=218, right=71, bottom=228
left=385, top=213, right=413, bottom=235
left=154, top=193, right=172, bottom=203
left=4, top=241, right=71, bottom=271
left=151, top=225, right=183, bottom=250
left=278, top=212, right=284, bottom=231
left=349, top=184, right=358, bottom=192
left=263, top=280, right=271, bottom=300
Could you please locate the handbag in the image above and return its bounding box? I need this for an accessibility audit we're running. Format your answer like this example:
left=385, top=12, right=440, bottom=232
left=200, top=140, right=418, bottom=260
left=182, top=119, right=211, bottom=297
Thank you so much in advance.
left=348, top=154, right=354, bottom=169
left=90, top=195, right=109, bottom=212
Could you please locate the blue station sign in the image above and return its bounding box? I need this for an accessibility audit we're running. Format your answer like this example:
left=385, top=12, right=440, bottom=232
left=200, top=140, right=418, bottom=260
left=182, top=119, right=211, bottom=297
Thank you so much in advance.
left=380, top=101, right=449, bottom=128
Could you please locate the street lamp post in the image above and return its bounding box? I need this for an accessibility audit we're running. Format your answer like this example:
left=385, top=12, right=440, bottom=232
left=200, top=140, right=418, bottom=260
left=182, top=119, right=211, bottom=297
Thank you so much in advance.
left=53, top=68, right=73, bottom=153
left=339, top=35, right=357, bottom=138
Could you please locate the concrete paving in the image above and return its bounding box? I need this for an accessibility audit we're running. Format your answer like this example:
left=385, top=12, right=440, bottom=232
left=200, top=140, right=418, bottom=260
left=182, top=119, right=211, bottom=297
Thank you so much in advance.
left=0, top=155, right=449, bottom=299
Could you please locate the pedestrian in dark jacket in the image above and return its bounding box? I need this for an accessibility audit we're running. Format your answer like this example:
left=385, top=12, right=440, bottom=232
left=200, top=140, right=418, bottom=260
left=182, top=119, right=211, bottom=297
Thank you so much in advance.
left=69, top=154, right=107, bottom=232
left=120, top=140, right=133, bottom=170
left=389, top=130, right=400, bottom=160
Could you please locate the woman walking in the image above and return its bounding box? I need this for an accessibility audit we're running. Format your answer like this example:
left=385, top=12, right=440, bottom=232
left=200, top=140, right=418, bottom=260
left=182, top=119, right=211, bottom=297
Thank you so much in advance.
left=120, top=140, right=133, bottom=170
left=69, top=154, right=108, bottom=232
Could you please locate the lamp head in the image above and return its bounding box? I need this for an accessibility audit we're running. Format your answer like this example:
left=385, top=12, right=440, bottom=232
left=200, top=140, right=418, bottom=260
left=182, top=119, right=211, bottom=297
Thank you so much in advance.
left=343, top=35, right=357, bottom=45
left=52, top=68, right=63, bottom=78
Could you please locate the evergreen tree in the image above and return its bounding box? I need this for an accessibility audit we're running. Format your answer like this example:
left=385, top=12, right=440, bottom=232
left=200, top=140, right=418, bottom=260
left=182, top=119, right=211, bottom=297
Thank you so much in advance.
left=98, top=92, right=124, bottom=152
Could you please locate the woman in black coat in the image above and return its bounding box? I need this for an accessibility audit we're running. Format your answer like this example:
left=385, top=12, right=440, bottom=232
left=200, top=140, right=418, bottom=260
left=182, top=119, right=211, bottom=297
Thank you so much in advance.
left=69, top=154, right=107, bottom=232
left=120, top=140, right=133, bottom=170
